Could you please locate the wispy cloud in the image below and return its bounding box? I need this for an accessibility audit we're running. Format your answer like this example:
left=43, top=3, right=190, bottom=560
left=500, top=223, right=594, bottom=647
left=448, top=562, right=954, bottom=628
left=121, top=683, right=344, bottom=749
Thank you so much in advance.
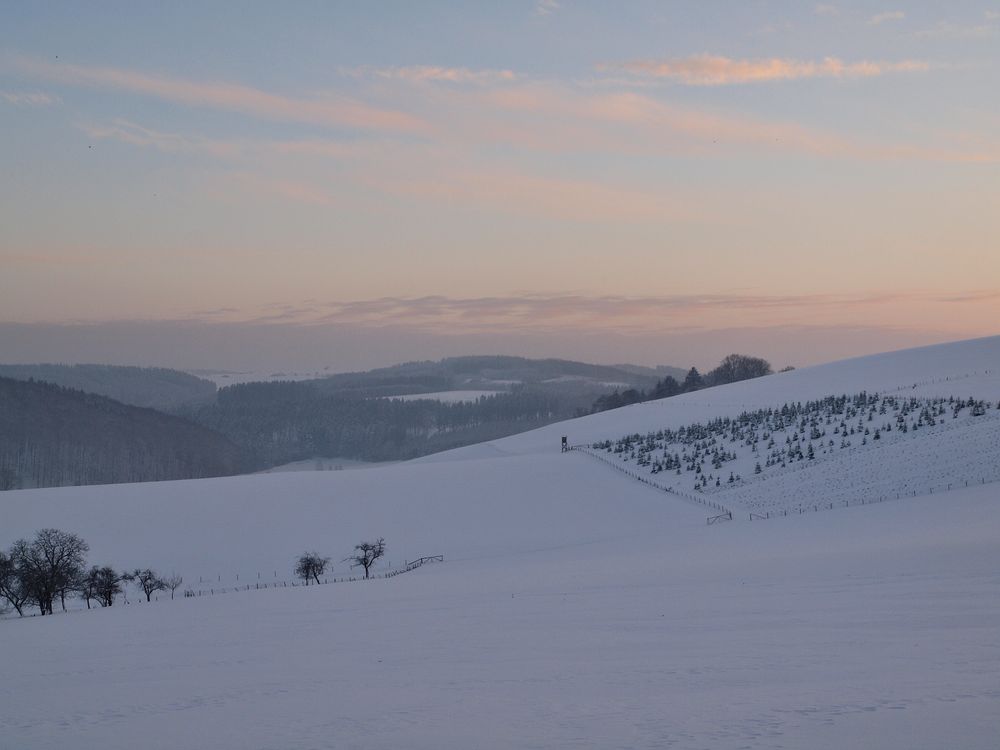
left=598, top=55, right=928, bottom=85
left=233, top=290, right=992, bottom=335
left=869, top=10, right=905, bottom=25
left=81, top=119, right=391, bottom=162
left=36, top=53, right=999, bottom=212
left=11, top=55, right=427, bottom=133
left=936, top=290, right=1000, bottom=304
left=814, top=4, right=839, bottom=16
left=82, top=119, right=242, bottom=158
left=344, top=65, right=516, bottom=85
left=915, top=21, right=997, bottom=39
left=534, top=0, right=560, bottom=17
left=0, top=90, right=58, bottom=105
left=188, top=292, right=850, bottom=330
left=190, top=307, right=240, bottom=318
left=479, top=83, right=1000, bottom=162
left=468, top=84, right=857, bottom=156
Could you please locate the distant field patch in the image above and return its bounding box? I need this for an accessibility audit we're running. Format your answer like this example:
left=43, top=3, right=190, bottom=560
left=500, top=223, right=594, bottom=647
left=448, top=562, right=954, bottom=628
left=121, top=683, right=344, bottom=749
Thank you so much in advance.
left=389, top=390, right=502, bottom=403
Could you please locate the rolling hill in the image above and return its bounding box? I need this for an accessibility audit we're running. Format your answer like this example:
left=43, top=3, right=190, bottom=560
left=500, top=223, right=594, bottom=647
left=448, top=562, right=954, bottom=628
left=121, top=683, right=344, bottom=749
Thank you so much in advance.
left=179, top=355, right=690, bottom=467
left=0, top=363, right=217, bottom=411
left=1, top=336, right=999, bottom=749
left=0, top=377, right=245, bottom=489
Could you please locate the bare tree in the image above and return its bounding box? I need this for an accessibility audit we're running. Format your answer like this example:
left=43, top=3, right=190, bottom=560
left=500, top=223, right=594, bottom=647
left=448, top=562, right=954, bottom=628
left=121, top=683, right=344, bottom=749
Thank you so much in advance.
left=0, top=549, right=30, bottom=617
left=124, top=568, right=166, bottom=602
left=294, top=552, right=330, bottom=585
left=163, top=573, right=184, bottom=600
left=346, top=538, right=385, bottom=579
left=78, top=566, right=100, bottom=609
left=9, top=529, right=89, bottom=615
left=94, top=567, right=124, bottom=607
left=708, top=354, right=773, bottom=386
left=77, top=565, right=124, bottom=608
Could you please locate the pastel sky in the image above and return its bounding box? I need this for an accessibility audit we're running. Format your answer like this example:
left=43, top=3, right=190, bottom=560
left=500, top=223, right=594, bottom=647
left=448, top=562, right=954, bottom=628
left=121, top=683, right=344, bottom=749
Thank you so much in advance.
left=1, top=1, right=998, bottom=371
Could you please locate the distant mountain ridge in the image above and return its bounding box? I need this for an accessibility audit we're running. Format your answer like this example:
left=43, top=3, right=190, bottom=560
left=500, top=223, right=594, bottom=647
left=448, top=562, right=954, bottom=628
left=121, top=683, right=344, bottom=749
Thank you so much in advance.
left=304, top=356, right=686, bottom=396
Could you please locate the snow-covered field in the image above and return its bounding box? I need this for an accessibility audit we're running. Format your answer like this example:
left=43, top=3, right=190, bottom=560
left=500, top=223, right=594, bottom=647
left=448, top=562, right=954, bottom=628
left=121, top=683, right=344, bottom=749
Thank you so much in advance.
left=388, top=389, right=503, bottom=403
left=258, top=456, right=392, bottom=474
left=2, top=335, right=1000, bottom=749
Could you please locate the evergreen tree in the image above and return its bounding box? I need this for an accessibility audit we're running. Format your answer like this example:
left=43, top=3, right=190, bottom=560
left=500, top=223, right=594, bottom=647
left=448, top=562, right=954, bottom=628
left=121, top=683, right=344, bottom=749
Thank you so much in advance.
left=682, top=368, right=704, bottom=392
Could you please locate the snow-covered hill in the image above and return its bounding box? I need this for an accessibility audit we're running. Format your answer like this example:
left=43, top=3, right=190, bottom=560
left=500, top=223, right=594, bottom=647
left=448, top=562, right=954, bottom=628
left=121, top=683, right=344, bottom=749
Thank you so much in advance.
left=1, top=335, right=999, bottom=749
left=584, top=392, right=1000, bottom=517
left=428, top=334, right=1000, bottom=459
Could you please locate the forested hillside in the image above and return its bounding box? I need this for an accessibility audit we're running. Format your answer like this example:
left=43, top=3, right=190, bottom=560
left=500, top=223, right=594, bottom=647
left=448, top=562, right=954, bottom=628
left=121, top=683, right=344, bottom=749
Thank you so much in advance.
left=178, top=356, right=685, bottom=465
left=0, top=377, right=243, bottom=490
left=183, top=355, right=775, bottom=466
left=186, top=383, right=566, bottom=465
left=0, top=356, right=769, bottom=483
left=0, top=364, right=216, bottom=410
left=589, top=354, right=775, bottom=413
left=306, top=355, right=680, bottom=397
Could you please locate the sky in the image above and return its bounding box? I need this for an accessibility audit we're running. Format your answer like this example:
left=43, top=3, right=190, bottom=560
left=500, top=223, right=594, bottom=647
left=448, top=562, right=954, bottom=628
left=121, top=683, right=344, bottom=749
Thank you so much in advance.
left=1, top=1, right=998, bottom=372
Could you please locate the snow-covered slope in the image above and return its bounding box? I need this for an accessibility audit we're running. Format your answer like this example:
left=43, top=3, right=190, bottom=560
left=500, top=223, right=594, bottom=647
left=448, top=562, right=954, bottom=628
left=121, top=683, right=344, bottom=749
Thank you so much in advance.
left=1, top=335, right=999, bottom=749
left=427, top=334, right=1000, bottom=459
left=0, top=453, right=699, bottom=584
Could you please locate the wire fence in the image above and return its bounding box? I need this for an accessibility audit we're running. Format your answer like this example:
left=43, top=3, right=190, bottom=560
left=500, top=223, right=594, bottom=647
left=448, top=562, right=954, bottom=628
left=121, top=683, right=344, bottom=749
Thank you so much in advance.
left=1, top=556, right=447, bottom=618
left=567, top=444, right=734, bottom=523
left=745, top=476, right=997, bottom=521
left=569, top=443, right=998, bottom=525
left=177, top=555, right=445, bottom=600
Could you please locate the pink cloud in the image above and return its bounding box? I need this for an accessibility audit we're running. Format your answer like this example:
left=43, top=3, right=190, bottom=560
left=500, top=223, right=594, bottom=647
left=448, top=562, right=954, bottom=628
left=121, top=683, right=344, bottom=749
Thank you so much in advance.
left=82, top=120, right=396, bottom=162
left=12, top=56, right=427, bottom=133
left=277, top=291, right=1000, bottom=336
left=461, top=83, right=1000, bottom=163
left=599, top=55, right=928, bottom=85
left=472, top=84, right=856, bottom=156
left=44, top=57, right=1000, bottom=183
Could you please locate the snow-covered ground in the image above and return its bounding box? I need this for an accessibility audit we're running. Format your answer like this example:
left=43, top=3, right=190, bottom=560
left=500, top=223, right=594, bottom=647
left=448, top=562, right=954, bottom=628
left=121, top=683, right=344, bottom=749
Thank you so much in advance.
left=257, top=456, right=392, bottom=474
left=2, top=335, right=1000, bottom=749
left=426, top=335, right=1000, bottom=460
left=388, top=389, right=503, bottom=403
left=585, top=393, right=1000, bottom=516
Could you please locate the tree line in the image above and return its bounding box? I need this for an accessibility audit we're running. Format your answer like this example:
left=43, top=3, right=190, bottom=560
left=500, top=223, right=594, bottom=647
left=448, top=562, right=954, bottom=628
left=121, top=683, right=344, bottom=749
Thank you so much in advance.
left=590, top=354, right=779, bottom=413
left=184, top=385, right=568, bottom=466
left=0, top=528, right=182, bottom=617
left=1, top=530, right=396, bottom=619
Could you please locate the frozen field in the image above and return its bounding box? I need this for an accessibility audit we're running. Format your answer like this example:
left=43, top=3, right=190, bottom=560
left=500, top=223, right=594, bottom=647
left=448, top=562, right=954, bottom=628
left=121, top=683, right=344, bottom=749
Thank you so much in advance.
left=2, top=335, right=999, bottom=749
